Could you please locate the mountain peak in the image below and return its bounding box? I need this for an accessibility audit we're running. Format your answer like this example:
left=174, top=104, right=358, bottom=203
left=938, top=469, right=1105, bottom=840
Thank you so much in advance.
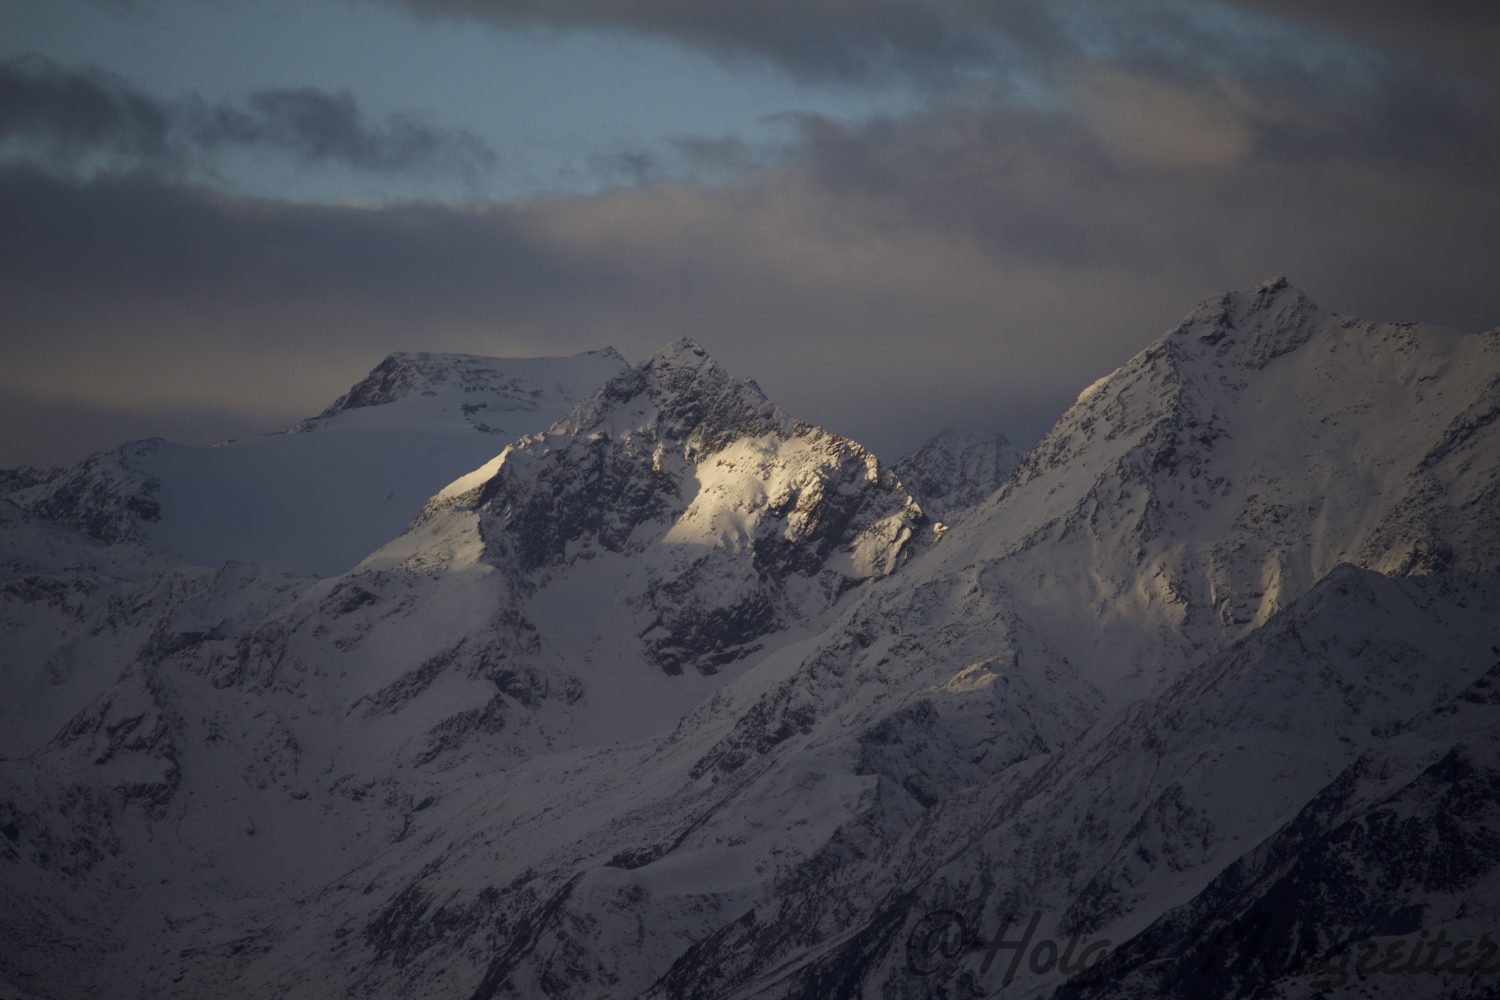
left=313, top=348, right=626, bottom=421
left=561, top=338, right=778, bottom=451
left=894, top=426, right=1020, bottom=517
left=1246, top=274, right=1317, bottom=313
left=639, top=337, right=745, bottom=401
left=1166, top=277, right=1323, bottom=369
left=588, top=345, right=627, bottom=364
left=928, top=424, right=1012, bottom=449
left=640, top=337, right=755, bottom=395
left=1012, top=278, right=1331, bottom=496
left=323, top=350, right=496, bottom=415
left=645, top=337, right=712, bottom=367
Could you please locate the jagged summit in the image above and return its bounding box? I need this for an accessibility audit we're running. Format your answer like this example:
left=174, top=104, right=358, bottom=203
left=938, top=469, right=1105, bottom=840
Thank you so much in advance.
left=1174, top=274, right=1305, bottom=320
left=644, top=336, right=712, bottom=367
left=1018, top=278, right=1329, bottom=486
left=559, top=338, right=781, bottom=452
left=1165, top=275, right=1323, bottom=370
left=633, top=337, right=750, bottom=403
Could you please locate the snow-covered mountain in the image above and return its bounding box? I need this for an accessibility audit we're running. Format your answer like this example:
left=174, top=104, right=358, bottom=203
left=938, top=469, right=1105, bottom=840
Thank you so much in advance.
left=381, top=337, right=927, bottom=678
left=2, top=279, right=1498, bottom=1000
left=893, top=426, right=1021, bottom=519
left=5, top=348, right=626, bottom=577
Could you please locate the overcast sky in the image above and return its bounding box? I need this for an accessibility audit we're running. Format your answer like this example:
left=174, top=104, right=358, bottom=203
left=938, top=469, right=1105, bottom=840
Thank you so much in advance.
left=3, top=0, right=1498, bottom=467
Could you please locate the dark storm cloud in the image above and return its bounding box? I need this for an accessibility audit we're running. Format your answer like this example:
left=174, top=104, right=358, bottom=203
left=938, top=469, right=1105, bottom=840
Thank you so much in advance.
left=199, top=88, right=497, bottom=179
left=0, top=56, right=497, bottom=179
left=0, top=56, right=174, bottom=162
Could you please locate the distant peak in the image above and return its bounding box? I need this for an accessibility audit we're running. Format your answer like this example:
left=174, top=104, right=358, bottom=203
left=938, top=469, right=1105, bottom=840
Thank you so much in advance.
left=1164, top=277, right=1324, bottom=369
left=371, top=350, right=480, bottom=365
left=1247, top=275, right=1318, bottom=311
left=924, top=425, right=1013, bottom=450
left=559, top=338, right=779, bottom=449
left=317, top=352, right=481, bottom=417
left=646, top=337, right=714, bottom=368
left=376, top=346, right=625, bottom=366
left=311, top=348, right=625, bottom=421
left=895, top=425, right=1021, bottom=516
left=636, top=338, right=758, bottom=407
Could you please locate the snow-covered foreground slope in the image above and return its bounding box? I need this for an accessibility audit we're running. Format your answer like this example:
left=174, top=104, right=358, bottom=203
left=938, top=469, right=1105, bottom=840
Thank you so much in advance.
left=6, top=349, right=626, bottom=577
left=2, top=280, right=1499, bottom=1000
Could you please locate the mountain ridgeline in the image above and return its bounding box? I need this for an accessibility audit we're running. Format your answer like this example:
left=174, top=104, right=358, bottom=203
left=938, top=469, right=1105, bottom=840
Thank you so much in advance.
left=2, top=279, right=1498, bottom=1000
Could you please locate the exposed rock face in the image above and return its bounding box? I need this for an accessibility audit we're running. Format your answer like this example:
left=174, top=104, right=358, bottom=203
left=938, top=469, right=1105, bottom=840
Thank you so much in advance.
left=14, top=439, right=165, bottom=544
left=2, top=281, right=1498, bottom=1000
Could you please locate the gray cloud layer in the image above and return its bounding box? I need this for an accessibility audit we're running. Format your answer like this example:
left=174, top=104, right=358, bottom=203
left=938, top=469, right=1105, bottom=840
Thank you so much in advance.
left=5, top=76, right=1498, bottom=465
left=4, top=4, right=1499, bottom=469
left=0, top=56, right=498, bottom=180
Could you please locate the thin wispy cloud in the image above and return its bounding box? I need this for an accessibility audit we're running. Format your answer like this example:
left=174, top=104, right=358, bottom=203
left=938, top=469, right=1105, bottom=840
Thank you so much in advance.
left=376, top=0, right=1042, bottom=84
left=0, top=56, right=498, bottom=181
left=374, top=0, right=1500, bottom=90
